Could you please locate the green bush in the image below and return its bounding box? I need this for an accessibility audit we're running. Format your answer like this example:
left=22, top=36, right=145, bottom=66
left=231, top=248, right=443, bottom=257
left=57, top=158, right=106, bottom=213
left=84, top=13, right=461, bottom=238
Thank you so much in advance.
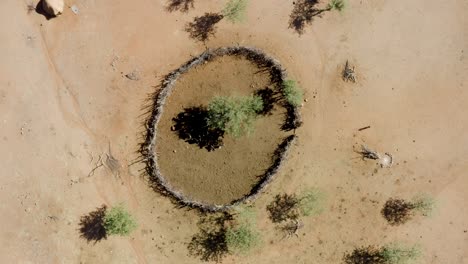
left=226, top=224, right=260, bottom=254
left=381, top=244, right=421, bottom=264
left=103, top=205, right=137, bottom=236
left=206, top=95, right=263, bottom=137
left=222, top=0, right=249, bottom=23
left=411, top=194, right=436, bottom=217
left=282, top=80, right=303, bottom=107
left=235, top=206, right=257, bottom=226
left=327, top=0, right=346, bottom=11
left=298, top=188, right=325, bottom=217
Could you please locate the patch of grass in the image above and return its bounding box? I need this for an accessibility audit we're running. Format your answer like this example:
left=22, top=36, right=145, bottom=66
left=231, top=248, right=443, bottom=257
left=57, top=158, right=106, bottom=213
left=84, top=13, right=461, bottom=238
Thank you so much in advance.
left=222, top=0, right=249, bottom=23
left=298, top=188, right=325, bottom=217
left=327, top=0, right=346, bottom=12
left=225, top=224, right=260, bottom=254
left=103, top=205, right=137, bottom=236
left=381, top=244, right=421, bottom=264
left=411, top=194, right=435, bottom=217
left=234, top=206, right=257, bottom=226
left=206, top=95, right=263, bottom=137
left=282, top=79, right=303, bottom=107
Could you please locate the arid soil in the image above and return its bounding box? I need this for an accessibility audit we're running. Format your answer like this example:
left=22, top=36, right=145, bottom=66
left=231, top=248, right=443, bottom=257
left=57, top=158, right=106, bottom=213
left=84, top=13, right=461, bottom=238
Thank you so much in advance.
left=1, top=0, right=467, bottom=263
left=157, top=55, right=287, bottom=204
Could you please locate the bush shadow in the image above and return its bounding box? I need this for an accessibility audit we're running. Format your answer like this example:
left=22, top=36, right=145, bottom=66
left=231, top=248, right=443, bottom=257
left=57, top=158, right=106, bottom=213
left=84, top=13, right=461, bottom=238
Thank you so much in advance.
left=78, top=205, right=108, bottom=243
left=185, top=13, right=224, bottom=42
left=188, top=212, right=233, bottom=262
left=166, top=0, right=195, bottom=12
left=289, top=0, right=326, bottom=35
left=172, top=106, right=224, bottom=151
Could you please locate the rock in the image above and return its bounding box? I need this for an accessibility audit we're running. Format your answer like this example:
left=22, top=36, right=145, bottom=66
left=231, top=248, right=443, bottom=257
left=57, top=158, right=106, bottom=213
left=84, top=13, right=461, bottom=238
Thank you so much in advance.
left=42, top=0, right=64, bottom=17
left=125, top=70, right=140, bottom=81
left=71, top=5, right=79, bottom=15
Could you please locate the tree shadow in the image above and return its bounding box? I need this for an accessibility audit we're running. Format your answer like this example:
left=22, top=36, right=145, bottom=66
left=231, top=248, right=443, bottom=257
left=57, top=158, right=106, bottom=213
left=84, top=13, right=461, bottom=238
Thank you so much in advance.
left=266, top=193, right=300, bottom=223
left=289, top=0, right=327, bottom=35
left=381, top=198, right=415, bottom=226
left=78, top=205, right=108, bottom=243
left=188, top=212, right=233, bottom=262
left=166, top=0, right=195, bottom=12
left=172, top=107, right=224, bottom=151
left=343, top=246, right=385, bottom=264
left=281, top=105, right=303, bottom=131
left=185, top=13, right=224, bottom=42
left=254, top=87, right=279, bottom=115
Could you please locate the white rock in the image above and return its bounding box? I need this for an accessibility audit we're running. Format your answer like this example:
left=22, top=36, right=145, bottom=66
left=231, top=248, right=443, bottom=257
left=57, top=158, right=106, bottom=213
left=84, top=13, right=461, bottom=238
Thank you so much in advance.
left=42, top=0, right=64, bottom=17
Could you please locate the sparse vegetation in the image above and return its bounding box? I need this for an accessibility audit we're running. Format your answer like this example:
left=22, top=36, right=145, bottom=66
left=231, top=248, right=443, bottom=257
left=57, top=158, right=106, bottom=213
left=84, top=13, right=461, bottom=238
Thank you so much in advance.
left=222, top=0, right=249, bottom=23
left=382, top=195, right=435, bottom=226
left=327, top=0, right=346, bottom=12
left=289, top=0, right=346, bottom=34
left=282, top=80, right=303, bottom=107
left=411, top=194, right=435, bottom=217
left=188, top=208, right=261, bottom=261
left=185, top=0, right=249, bottom=41
left=298, top=188, right=325, bottom=216
left=381, top=244, right=421, bottom=264
left=344, top=244, right=421, bottom=264
left=206, top=95, right=264, bottom=137
left=226, top=224, right=260, bottom=254
left=267, top=189, right=325, bottom=224
left=103, top=205, right=137, bottom=236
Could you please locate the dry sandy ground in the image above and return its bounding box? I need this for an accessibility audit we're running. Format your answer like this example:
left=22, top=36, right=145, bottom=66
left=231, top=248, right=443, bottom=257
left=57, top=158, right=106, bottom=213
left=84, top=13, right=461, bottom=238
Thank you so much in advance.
left=1, top=0, right=467, bottom=263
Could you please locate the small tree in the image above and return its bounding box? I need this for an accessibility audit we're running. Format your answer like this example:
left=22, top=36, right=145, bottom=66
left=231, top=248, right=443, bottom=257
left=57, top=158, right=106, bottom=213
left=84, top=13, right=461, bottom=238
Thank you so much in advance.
left=382, top=195, right=435, bottom=225
left=222, top=0, right=249, bottom=23
left=282, top=80, right=303, bottom=107
left=206, top=95, right=263, bottom=137
left=327, top=0, right=346, bottom=12
left=103, top=205, right=137, bottom=236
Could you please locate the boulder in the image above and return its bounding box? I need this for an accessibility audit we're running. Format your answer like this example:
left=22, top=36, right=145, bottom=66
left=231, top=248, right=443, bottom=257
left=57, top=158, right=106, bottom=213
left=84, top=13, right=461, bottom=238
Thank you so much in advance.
left=42, top=0, right=64, bottom=17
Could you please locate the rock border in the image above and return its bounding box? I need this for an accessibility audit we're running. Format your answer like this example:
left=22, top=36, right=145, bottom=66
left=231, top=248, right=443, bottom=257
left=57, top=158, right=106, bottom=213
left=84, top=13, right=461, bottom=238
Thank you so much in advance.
left=141, top=46, right=302, bottom=212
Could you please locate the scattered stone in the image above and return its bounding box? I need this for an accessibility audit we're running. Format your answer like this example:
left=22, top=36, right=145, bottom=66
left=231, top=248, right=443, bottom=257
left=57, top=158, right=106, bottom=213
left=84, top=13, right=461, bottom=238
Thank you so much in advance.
left=42, top=0, right=64, bottom=17
left=71, top=5, right=79, bottom=14
left=125, top=70, right=140, bottom=81
left=342, top=60, right=356, bottom=83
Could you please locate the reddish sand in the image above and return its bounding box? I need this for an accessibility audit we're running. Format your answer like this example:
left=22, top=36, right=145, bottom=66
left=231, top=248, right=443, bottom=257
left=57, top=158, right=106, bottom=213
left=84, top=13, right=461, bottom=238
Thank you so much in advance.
left=0, top=0, right=467, bottom=263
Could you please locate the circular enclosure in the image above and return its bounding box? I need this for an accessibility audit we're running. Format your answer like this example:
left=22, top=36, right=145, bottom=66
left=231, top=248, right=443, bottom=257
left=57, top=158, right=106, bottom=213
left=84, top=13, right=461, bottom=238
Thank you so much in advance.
left=142, top=47, right=301, bottom=211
